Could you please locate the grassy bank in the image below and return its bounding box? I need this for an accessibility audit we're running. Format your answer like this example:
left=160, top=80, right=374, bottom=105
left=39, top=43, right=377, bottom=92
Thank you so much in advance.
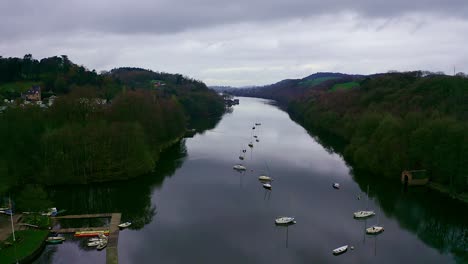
left=427, top=182, right=468, bottom=204
left=0, top=230, right=48, bottom=264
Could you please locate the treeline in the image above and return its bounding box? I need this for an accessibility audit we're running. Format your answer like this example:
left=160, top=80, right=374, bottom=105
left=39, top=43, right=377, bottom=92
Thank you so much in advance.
left=109, top=67, right=225, bottom=120
left=0, top=54, right=120, bottom=99
left=228, top=72, right=363, bottom=105
left=0, top=55, right=224, bottom=193
left=289, top=72, right=468, bottom=194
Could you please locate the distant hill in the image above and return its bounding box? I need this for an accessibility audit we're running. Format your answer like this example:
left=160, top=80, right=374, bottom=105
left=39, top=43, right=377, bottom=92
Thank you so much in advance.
left=226, top=72, right=365, bottom=105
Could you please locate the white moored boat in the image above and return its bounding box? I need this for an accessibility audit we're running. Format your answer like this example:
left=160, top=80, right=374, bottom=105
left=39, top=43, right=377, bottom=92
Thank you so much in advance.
left=275, top=216, right=296, bottom=225
left=118, top=222, right=132, bottom=229
left=87, top=240, right=102, bottom=247
left=332, top=245, right=348, bottom=255
left=332, top=183, right=340, bottom=189
left=263, top=183, right=271, bottom=190
left=366, top=225, right=384, bottom=235
left=233, top=164, right=246, bottom=171
left=354, top=185, right=375, bottom=219
left=258, top=175, right=272, bottom=182
left=97, top=239, right=108, bottom=250
left=353, top=210, right=375, bottom=219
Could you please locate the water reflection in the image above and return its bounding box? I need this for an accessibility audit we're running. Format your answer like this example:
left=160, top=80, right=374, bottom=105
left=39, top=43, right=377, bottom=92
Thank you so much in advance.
left=34, top=97, right=467, bottom=263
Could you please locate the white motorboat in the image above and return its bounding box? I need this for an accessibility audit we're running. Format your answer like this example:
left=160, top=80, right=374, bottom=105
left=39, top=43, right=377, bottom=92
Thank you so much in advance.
left=332, top=183, right=340, bottom=189
left=233, top=164, right=247, bottom=171
left=97, top=239, right=108, bottom=250
left=332, top=245, right=348, bottom=255
left=366, top=225, right=384, bottom=235
left=353, top=210, right=375, bottom=219
left=258, top=175, right=272, bottom=182
left=263, top=183, right=272, bottom=189
left=275, top=216, right=296, bottom=225
left=87, top=240, right=102, bottom=247
left=118, top=222, right=132, bottom=229
left=89, top=237, right=101, bottom=242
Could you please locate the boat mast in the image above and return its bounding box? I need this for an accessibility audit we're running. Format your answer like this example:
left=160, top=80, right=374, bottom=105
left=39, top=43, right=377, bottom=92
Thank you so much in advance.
left=365, top=185, right=370, bottom=210
left=9, top=195, right=16, bottom=242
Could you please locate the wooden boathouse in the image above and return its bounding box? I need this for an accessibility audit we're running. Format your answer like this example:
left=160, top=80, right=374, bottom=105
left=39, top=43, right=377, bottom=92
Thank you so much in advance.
left=401, top=170, right=429, bottom=186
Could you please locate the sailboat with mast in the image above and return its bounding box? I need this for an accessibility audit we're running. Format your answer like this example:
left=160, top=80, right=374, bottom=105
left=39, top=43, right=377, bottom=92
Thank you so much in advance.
left=354, top=185, right=375, bottom=219
left=366, top=207, right=384, bottom=234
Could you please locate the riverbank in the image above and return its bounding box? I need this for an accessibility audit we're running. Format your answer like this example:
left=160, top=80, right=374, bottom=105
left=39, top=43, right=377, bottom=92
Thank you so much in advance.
left=288, top=109, right=468, bottom=205
left=0, top=230, right=48, bottom=264
left=427, top=182, right=468, bottom=204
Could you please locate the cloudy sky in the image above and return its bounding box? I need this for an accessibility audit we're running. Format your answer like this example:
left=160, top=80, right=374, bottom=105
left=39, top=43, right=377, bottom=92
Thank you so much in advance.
left=1, top=0, right=467, bottom=86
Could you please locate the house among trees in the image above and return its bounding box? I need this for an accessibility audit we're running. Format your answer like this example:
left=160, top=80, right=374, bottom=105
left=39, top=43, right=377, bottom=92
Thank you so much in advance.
left=401, top=170, right=429, bottom=186
left=22, top=85, right=41, bottom=101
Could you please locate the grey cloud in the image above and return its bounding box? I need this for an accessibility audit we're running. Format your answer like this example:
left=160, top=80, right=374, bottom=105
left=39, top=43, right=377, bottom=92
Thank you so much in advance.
left=1, top=0, right=468, bottom=40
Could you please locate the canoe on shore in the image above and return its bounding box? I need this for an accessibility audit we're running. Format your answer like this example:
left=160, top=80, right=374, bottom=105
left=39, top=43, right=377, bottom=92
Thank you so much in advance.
left=74, top=230, right=110, bottom=237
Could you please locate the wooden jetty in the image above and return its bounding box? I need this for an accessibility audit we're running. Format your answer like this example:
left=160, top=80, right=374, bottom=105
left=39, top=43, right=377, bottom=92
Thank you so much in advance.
left=52, top=213, right=121, bottom=264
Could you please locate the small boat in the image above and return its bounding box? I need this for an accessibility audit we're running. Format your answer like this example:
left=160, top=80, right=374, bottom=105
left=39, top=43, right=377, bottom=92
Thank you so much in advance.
left=74, top=230, right=109, bottom=237
left=332, top=245, right=348, bottom=255
left=89, top=237, right=101, bottom=242
left=46, top=237, right=65, bottom=244
left=366, top=226, right=384, bottom=235
left=256, top=139, right=259, bottom=142
left=97, top=240, right=108, bottom=250
left=332, top=183, right=340, bottom=189
left=253, top=135, right=258, bottom=138
left=248, top=142, right=253, bottom=148
left=242, top=149, right=247, bottom=153
left=41, top=207, right=58, bottom=216
left=255, top=123, right=261, bottom=126
left=252, top=126, right=255, bottom=130
left=239, top=155, right=244, bottom=160
left=48, top=236, right=65, bottom=241
left=87, top=240, right=102, bottom=247
left=263, top=183, right=272, bottom=190
left=353, top=210, right=375, bottom=219
left=275, top=216, right=296, bottom=225
left=2, top=209, right=13, bottom=216
left=258, top=175, right=272, bottom=182
left=233, top=164, right=246, bottom=171
left=118, top=222, right=132, bottom=229
left=0, top=207, right=9, bottom=211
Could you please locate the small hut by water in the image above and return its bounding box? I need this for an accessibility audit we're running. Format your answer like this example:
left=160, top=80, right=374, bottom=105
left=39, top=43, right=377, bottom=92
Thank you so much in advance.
left=401, top=170, right=429, bottom=186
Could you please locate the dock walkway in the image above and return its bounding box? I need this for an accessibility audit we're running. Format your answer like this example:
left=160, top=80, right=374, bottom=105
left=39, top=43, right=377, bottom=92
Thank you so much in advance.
left=51, top=213, right=121, bottom=264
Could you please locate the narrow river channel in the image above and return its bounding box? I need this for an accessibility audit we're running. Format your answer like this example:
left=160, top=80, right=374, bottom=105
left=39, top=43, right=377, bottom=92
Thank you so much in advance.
left=34, top=97, right=468, bottom=264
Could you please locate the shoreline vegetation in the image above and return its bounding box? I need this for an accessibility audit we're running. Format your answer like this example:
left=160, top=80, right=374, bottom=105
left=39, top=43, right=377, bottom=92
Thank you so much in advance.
left=0, top=54, right=226, bottom=263
left=0, top=54, right=225, bottom=192
left=227, top=71, right=468, bottom=202
left=0, top=230, right=49, bottom=264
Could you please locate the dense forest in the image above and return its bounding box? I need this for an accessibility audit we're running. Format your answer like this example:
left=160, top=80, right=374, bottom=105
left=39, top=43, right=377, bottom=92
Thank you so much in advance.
left=225, top=72, right=364, bottom=105
left=230, top=71, right=468, bottom=197
left=0, top=55, right=225, bottom=195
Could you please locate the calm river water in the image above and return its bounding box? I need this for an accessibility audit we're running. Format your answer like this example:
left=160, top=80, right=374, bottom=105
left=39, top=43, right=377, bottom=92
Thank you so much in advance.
left=34, top=97, right=468, bottom=263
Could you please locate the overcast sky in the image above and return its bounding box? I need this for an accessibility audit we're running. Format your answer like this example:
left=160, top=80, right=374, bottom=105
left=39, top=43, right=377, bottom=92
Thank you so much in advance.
left=1, top=0, right=467, bottom=86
